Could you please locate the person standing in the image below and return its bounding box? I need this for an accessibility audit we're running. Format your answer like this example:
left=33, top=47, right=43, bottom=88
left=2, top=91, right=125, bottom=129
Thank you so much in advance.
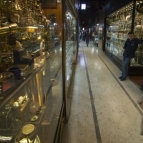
left=119, top=31, right=143, bottom=81
left=85, top=31, right=90, bottom=47
left=82, top=31, right=86, bottom=41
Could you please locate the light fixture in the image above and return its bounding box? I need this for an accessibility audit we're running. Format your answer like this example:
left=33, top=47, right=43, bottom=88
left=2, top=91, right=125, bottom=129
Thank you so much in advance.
left=26, top=26, right=38, bottom=33
left=81, top=4, right=86, bottom=10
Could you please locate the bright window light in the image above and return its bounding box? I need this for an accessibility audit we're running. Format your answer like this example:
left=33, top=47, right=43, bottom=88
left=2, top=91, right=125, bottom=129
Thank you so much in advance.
left=81, top=4, right=86, bottom=10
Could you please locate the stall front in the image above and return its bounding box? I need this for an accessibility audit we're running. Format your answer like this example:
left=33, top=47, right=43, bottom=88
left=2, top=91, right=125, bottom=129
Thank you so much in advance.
left=0, top=0, right=64, bottom=142
left=62, top=0, right=79, bottom=121
left=104, top=0, right=143, bottom=76
left=0, top=0, right=79, bottom=142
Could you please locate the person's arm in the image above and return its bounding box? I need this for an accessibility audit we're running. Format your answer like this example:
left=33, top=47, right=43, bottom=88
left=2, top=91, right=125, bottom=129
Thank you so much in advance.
left=137, top=38, right=143, bottom=45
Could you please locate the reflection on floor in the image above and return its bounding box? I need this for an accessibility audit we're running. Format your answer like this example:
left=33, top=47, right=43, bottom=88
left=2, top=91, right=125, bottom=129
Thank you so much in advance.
left=129, top=76, right=143, bottom=87
left=61, top=41, right=143, bottom=143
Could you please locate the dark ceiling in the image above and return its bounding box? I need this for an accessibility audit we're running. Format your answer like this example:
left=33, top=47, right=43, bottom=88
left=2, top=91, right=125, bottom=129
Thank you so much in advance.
left=79, top=0, right=109, bottom=27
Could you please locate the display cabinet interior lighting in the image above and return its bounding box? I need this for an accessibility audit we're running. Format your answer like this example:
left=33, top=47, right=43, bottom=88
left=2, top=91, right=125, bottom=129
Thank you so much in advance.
left=0, top=136, right=12, bottom=141
left=37, top=36, right=41, bottom=40
left=53, top=23, right=57, bottom=25
left=67, top=12, right=72, bottom=18
left=39, top=25, right=44, bottom=28
left=26, top=26, right=38, bottom=33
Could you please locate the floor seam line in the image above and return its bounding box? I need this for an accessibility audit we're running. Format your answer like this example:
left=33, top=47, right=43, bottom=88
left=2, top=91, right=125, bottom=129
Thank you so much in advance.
left=97, top=53, right=142, bottom=115
left=82, top=44, right=102, bottom=143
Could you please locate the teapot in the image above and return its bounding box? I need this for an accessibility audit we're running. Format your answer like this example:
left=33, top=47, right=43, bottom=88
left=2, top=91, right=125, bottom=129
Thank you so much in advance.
left=135, top=25, right=142, bottom=30
left=135, top=22, right=142, bottom=30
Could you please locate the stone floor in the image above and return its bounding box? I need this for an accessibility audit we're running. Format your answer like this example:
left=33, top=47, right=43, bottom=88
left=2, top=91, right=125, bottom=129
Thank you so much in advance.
left=61, top=41, right=143, bottom=143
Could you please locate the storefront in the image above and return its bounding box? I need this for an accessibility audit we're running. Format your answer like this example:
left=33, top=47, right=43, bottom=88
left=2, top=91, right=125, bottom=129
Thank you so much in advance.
left=97, top=9, right=104, bottom=50
left=0, top=0, right=79, bottom=142
left=104, top=0, right=143, bottom=76
left=64, top=3, right=78, bottom=119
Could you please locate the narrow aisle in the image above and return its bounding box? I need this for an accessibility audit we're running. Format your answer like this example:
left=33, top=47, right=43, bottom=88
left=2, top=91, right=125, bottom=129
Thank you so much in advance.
left=61, top=41, right=143, bottom=143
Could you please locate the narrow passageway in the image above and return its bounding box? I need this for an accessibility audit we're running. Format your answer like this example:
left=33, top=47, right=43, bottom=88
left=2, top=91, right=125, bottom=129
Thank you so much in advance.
left=61, top=41, right=143, bottom=143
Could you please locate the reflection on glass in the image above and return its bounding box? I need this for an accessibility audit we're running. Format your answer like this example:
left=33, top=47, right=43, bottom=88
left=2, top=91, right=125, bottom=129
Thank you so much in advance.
left=65, top=7, right=77, bottom=88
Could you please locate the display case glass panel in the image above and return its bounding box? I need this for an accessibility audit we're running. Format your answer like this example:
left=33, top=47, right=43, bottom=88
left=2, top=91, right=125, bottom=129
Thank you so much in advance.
left=132, top=1, right=143, bottom=66
left=65, top=7, right=77, bottom=89
left=0, top=45, right=63, bottom=143
left=105, top=2, right=133, bottom=60
left=0, top=0, right=63, bottom=142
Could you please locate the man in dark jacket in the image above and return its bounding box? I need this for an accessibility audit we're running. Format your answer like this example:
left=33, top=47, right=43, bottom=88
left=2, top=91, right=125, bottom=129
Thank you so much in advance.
left=85, top=31, right=90, bottom=46
left=119, top=31, right=143, bottom=81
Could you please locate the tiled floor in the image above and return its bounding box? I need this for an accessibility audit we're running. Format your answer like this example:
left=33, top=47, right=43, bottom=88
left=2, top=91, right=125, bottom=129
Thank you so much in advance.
left=61, top=41, right=143, bottom=143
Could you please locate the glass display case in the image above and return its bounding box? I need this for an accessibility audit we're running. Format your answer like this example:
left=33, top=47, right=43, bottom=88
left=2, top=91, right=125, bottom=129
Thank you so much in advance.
left=105, top=2, right=133, bottom=61
left=0, top=49, right=63, bottom=142
left=105, top=1, right=143, bottom=70
left=0, top=0, right=63, bottom=142
left=98, top=27, right=103, bottom=41
left=133, top=1, right=143, bottom=66
left=0, top=0, right=52, bottom=98
left=65, top=8, right=77, bottom=89
left=93, top=24, right=99, bottom=46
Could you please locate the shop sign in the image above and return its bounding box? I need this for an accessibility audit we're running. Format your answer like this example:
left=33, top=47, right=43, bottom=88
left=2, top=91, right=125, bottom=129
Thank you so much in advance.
left=136, top=3, right=143, bottom=13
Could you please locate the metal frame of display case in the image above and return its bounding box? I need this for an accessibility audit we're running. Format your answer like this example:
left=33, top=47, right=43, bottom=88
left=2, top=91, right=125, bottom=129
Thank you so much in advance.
left=104, top=0, right=143, bottom=76
left=62, top=0, right=79, bottom=123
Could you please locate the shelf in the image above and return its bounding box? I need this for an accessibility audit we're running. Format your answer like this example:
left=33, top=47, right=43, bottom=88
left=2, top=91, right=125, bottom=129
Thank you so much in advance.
left=130, top=63, right=143, bottom=67
left=107, top=36, right=126, bottom=41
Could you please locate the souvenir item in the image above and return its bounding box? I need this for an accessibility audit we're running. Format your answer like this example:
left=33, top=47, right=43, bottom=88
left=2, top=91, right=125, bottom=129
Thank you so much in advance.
left=22, top=124, right=35, bottom=135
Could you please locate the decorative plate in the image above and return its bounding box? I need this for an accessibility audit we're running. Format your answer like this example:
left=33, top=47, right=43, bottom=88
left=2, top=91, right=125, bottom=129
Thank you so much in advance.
left=22, top=124, right=35, bottom=135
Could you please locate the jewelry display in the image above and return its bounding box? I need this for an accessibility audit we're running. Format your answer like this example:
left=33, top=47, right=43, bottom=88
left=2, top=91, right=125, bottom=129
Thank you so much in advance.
left=13, top=95, right=28, bottom=108
left=0, top=0, right=51, bottom=140
left=105, top=0, right=143, bottom=68
left=0, top=0, right=52, bottom=95
left=15, top=124, right=40, bottom=143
